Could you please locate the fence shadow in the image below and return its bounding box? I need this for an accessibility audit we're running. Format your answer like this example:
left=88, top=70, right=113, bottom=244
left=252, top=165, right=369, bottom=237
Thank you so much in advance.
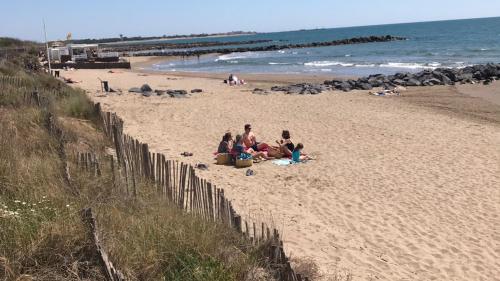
left=94, top=102, right=309, bottom=281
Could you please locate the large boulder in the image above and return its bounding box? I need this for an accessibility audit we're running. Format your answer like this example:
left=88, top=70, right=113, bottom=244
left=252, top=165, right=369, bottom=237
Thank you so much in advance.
left=473, top=71, right=484, bottom=80
left=440, top=69, right=458, bottom=82
left=140, top=84, right=153, bottom=92
left=335, top=81, right=352, bottom=92
left=393, top=79, right=406, bottom=86
left=422, top=78, right=442, bottom=86
left=356, top=82, right=373, bottom=90
left=456, top=73, right=473, bottom=82
left=406, top=78, right=422, bottom=87
left=167, top=90, right=188, bottom=98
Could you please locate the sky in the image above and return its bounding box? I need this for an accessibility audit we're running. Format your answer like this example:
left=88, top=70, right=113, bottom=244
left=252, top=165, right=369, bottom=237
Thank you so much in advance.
left=1, top=0, right=500, bottom=42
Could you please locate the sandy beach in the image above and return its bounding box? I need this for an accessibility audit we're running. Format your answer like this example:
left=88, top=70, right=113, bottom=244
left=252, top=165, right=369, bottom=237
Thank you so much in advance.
left=61, top=60, right=500, bottom=281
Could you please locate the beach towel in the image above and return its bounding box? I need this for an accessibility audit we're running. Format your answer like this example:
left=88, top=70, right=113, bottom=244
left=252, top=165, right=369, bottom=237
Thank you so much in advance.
left=272, top=159, right=293, bottom=166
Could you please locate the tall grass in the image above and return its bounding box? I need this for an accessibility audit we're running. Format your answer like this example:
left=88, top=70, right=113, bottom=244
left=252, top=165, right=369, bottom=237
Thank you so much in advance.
left=0, top=46, right=274, bottom=280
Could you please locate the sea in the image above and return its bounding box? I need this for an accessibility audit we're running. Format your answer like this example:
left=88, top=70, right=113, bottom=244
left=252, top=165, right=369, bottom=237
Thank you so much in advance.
left=148, top=17, right=500, bottom=77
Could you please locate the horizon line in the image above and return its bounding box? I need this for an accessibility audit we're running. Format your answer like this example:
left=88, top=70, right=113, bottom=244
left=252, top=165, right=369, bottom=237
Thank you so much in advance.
left=5, top=15, right=499, bottom=43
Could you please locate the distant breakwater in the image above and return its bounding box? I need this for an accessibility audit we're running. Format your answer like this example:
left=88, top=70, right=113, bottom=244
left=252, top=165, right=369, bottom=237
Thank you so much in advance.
left=102, top=39, right=274, bottom=53
left=127, top=35, right=406, bottom=57
left=261, top=63, right=500, bottom=95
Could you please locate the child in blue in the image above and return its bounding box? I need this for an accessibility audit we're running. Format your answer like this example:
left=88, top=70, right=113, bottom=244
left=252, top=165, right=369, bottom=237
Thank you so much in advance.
left=292, top=143, right=304, bottom=162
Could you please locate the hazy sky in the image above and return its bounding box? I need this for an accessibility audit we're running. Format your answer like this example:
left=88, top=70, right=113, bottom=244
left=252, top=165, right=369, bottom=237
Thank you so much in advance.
left=2, top=0, right=500, bottom=41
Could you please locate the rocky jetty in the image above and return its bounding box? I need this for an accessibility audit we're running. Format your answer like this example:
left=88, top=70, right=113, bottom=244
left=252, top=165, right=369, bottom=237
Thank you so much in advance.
left=103, top=39, right=273, bottom=54
left=323, top=63, right=500, bottom=91
left=129, top=84, right=189, bottom=98
left=270, top=83, right=331, bottom=95
left=269, top=63, right=500, bottom=95
left=130, top=35, right=406, bottom=57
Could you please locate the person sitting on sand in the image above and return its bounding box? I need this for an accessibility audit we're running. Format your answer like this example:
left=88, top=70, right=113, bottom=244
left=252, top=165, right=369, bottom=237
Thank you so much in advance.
left=292, top=143, right=312, bottom=162
left=242, top=124, right=269, bottom=152
left=226, top=74, right=245, bottom=86
left=276, top=130, right=294, bottom=157
left=235, top=132, right=273, bottom=160
left=217, top=132, right=234, bottom=154
left=228, top=74, right=238, bottom=85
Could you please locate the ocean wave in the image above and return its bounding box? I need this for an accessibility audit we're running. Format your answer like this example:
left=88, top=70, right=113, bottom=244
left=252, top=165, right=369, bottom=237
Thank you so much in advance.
left=215, top=52, right=258, bottom=61
left=268, top=62, right=290, bottom=65
left=354, top=64, right=376, bottom=67
left=304, top=61, right=354, bottom=67
left=379, top=62, right=438, bottom=70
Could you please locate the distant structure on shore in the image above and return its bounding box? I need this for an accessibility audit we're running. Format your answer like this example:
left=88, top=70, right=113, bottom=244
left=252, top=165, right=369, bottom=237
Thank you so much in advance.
left=46, top=42, right=130, bottom=69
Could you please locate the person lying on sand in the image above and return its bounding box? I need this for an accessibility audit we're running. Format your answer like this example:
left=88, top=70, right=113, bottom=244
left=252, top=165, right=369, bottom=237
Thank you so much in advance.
left=63, top=77, right=79, bottom=84
left=242, top=124, right=269, bottom=152
left=217, top=132, right=234, bottom=154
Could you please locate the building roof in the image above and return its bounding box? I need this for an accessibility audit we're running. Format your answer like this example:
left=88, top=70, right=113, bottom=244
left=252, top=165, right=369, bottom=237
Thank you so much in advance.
left=67, top=44, right=99, bottom=49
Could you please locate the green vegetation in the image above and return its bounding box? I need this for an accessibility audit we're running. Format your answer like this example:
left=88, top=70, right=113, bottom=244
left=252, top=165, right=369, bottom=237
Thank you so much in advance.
left=0, top=41, right=273, bottom=280
left=0, top=37, right=38, bottom=48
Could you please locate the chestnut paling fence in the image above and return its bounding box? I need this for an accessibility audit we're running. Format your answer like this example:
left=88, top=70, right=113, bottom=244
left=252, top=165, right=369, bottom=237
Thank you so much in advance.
left=0, top=74, right=309, bottom=280
left=92, top=102, right=309, bottom=281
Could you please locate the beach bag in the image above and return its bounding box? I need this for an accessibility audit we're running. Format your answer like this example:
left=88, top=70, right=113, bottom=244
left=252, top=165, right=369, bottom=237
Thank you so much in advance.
left=236, top=158, right=253, bottom=168
left=216, top=153, right=231, bottom=165
left=236, top=153, right=253, bottom=168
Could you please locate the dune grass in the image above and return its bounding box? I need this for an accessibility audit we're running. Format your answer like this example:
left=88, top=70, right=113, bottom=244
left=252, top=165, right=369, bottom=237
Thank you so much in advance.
left=0, top=52, right=274, bottom=280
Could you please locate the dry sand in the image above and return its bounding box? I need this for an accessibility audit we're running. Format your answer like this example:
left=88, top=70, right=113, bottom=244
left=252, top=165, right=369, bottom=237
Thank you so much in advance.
left=62, top=64, right=500, bottom=281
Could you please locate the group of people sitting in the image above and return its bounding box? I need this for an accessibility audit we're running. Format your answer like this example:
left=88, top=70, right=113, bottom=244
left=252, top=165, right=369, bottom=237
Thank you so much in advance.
left=223, top=74, right=246, bottom=86
left=217, top=124, right=309, bottom=163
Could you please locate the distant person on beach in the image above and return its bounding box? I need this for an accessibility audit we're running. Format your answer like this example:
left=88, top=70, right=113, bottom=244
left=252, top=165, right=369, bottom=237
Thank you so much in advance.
left=217, top=132, right=234, bottom=153
left=227, top=73, right=245, bottom=85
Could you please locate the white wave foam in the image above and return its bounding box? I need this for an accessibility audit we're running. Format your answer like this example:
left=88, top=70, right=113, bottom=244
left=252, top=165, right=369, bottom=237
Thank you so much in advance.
left=304, top=61, right=354, bottom=67
left=215, top=52, right=256, bottom=61
left=268, top=62, right=290, bottom=65
left=428, top=62, right=441, bottom=67
left=379, top=62, right=437, bottom=70
left=277, top=50, right=286, bottom=54
left=354, top=64, right=376, bottom=67
left=320, top=69, right=332, bottom=72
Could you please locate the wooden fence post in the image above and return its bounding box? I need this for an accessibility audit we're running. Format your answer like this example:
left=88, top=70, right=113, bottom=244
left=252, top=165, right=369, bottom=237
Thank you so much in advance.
left=234, top=215, right=242, bottom=233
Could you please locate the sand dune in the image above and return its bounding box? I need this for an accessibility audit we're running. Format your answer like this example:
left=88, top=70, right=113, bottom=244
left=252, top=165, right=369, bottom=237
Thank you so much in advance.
left=65, top=68, right=500, bottom=281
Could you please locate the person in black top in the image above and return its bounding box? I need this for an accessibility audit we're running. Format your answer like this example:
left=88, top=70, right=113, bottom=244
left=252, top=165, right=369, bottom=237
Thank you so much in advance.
left=276, top=130, right=294, bottom=157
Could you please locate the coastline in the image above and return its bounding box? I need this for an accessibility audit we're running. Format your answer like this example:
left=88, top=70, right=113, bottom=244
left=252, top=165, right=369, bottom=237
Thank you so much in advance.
left=128, top=55, right=355, bottom=84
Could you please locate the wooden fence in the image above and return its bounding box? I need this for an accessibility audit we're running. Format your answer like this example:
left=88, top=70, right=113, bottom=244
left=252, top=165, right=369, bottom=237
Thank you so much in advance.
left=82, top=208, right=126, bottom=281
left=0, top=74, right=310, bottom=280
left=0, top=75, right=34, bottom=88
left=94, top=103, right=309, bottom=281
